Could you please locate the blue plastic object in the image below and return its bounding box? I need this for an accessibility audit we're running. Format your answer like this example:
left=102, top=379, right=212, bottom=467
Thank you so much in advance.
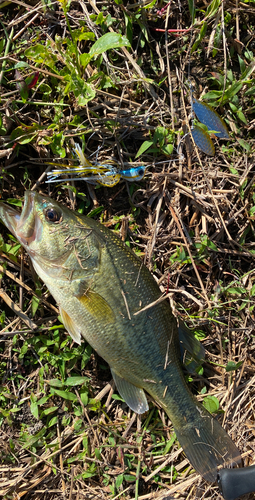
left=191, top=125, right=215, bottom=156
left=193, top=99, right=230, bottom=139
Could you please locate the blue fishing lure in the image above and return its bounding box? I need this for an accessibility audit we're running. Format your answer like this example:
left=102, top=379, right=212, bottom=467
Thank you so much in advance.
left=191, top=125, right=215, bottom=156
left=193, top=99, right=230, bottom=139
left=46, top=144, right=147, bottom=187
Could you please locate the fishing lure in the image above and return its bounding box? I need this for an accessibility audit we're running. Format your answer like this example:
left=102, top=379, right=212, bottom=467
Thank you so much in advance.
left=191, top=125, right=215, bottom=156
left=46, top=143, right=147, bottom=186
left=47, top=165, right=146, bottom=186
left=193, top=98, right=230, bottom=139
left=189, top=84, right=230, bottom=155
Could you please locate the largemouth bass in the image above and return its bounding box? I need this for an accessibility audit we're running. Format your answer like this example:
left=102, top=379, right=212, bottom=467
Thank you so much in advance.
left=0, top=191, right=241, bottom=481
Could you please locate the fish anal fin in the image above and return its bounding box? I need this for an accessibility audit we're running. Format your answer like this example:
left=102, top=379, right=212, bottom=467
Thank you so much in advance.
left=111, top=369, right=149, bottom=414
left=60, top=306, right=82, bottom=345
left=78, top=290, right=115, bottom=324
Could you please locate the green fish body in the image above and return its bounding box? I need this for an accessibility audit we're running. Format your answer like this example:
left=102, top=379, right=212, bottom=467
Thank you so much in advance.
left=0, top=191, right=241, bottom=481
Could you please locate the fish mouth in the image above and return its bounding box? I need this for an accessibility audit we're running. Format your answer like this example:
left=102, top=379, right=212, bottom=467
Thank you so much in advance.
left=17, top=191, right=37, bottom=243
left=0, top=191, right=37, bottom=247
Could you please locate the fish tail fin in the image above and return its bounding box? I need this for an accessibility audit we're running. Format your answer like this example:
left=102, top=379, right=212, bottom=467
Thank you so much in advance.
left=172, top=404, right=241, bottom=482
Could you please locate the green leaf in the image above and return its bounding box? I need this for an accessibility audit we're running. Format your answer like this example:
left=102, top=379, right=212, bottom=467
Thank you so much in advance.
left=237, top=138, right=251, bottom=151
left=40, top=406, right=58, bottom=416
left=39, top=83, right=52, bottom=95
left=225, top=361, right=243, bottom=372
left=229, top=102, right=238, bottom=112
left=238, top=55, right=246, bottom=76
left=203, top=395, right=219, bottom=413
left=47, top=416, right=58, bottom=427
left=227, top=287, right=246, bottom=295
left=206, top=0, right=221, bottom=17
left=80, top=388, right=88, bottom=406
left=50, top=132, right=66, bottom=157
left=115, top=473, right=124, bottom=489
left=25, top=44, right=45, bottom=58
left=76, top=85, right=96, bottom=105
left=19, top=85, right=29, bottom=103
left=10, top=126, right=38, bottom=145
left=207, top=239, right=218, bottom=251
left=0, top=38, right=5, bottom=54
left=140, top=0, right=157, bottom=9
left=229, top=167, right=238, bottom=175
left=6, top=198, right=22, bottom=207
left=153, top=126, right=168, bottom=145
left=188, top=0, right=195, bottom=22
left=124, top=12, right=133, bottom=45
left=223, top=81, right=243, bottom=101
left=19, top=342, right=28, bottom=360
left=202, top=90, right=222, bottom=100
left=123, top=474, right=135, bottom=483
left=163, top=433, right=176, bottom=455
left=47, top=379, right=64, bottom=388
left=22, top=428, right=46, bottom=449
left=236, top=111, right=248, bottom=125
left=65, top=376, right=89, bottom=386
left=25, top=44, right=58, bottom=70
left=31, top=295, right=40, bottom=317
left=135, top=140, right=154, bottom=157
left=72, top=29, right=95, bottom=43
left=161, top=144, right=174, bottom=155
left=14, top=61, right=30, bottom=69
left=87, top=206, right=104, bottom=217
left=95, top=448, right=101, bottom=460
left=245, top=85, right=255, bottom=96
left=30, top=400, right=39, bottom=420
left=53, top=389, right=77, bottom=401
left=81, top=345, right=92, bottom=370
left=37, top=395, right=50, bottom=405
left=79, top=53, right=91, bottom=68
left=89, top=33, right=130, bottom=58
left=111, top=394, right=125, bottom=401
left=191, top=22, right=207, bottom=53
left=87, top=398, right=101, bottom=411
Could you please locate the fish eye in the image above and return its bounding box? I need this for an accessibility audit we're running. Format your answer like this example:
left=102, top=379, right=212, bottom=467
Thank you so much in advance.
left=45, top=207, right=62, bottom=223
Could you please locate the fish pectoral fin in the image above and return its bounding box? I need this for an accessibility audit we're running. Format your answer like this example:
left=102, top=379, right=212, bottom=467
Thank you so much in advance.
left=178, top=320, right=205, bottom=374
left=111, top=369, right=149, bottom=415
left=60, top=306, right=82, bottom=345
left=77, top=290, right=115, bottom=324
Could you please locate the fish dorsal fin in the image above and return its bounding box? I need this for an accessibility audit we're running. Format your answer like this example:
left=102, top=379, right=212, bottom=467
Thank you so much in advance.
left=78, top=290, right=115, bottom=323
left=60, top=306, right=82, bottom=345
left=111, top=369, right=149, bottom=414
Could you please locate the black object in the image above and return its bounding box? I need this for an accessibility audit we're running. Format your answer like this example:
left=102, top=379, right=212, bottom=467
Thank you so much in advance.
left=218, top=465, right=255, bottom=500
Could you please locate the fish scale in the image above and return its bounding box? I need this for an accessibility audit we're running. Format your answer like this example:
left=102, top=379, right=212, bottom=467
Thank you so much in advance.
left=0, top=191, right=241, bottom=483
